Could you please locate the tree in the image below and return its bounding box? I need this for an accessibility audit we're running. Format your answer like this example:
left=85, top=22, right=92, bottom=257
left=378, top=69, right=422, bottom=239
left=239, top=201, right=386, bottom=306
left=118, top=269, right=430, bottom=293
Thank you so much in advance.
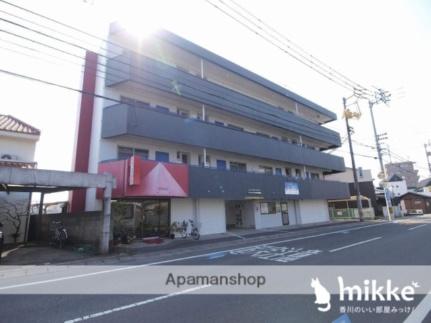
left=0, top=197, right=29, bottom=244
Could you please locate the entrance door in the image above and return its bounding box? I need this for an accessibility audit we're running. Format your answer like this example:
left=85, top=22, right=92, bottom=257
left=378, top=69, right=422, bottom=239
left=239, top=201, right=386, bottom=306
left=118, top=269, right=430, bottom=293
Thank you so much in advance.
left=140, top=200, right=170, bottom=237
left=281, top=202, right=289, bottom=225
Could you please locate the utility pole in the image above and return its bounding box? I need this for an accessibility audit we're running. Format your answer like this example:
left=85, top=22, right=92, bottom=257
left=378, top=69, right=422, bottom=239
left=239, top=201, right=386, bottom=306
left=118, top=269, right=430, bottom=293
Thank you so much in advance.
left=424, top=142, right=431, bottom=176
left=343, top=97, right=364, bottom=222
left=368, top=88, right=392, bottom=220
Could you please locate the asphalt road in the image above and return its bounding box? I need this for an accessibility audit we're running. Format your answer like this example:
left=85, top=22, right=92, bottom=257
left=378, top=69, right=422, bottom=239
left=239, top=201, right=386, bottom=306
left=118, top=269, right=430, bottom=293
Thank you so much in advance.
left=1, top=216, right=431, bottom=323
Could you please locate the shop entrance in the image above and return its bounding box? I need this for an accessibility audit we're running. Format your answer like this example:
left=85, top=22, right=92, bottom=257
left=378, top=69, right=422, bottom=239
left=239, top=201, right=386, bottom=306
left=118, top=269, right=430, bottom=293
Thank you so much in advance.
left=281, top=202, right=289, bottom=225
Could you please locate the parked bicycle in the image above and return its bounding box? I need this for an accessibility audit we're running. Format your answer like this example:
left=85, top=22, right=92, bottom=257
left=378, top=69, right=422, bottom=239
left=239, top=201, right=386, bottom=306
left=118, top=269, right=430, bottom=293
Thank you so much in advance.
left=50, top=221, right=68, bottom=248
left=180, top=219, right=200, bottom=240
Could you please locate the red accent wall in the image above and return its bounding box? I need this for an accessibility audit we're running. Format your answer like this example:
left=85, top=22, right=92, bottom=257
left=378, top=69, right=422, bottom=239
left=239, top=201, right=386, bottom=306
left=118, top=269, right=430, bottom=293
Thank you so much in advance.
left=97, top=159, right=189, bottom=199
left=70, top=51, right=98, bottom=213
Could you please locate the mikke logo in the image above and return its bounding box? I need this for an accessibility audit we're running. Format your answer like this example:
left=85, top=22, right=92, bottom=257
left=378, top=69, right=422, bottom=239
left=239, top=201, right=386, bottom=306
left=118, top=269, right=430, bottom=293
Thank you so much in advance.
left=311, top=277, right=419, bottom=312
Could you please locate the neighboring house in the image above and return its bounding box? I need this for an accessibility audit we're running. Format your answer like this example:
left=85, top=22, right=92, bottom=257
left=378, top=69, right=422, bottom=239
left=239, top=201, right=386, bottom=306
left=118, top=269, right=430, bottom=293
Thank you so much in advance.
left=70, top=24, right=349, bottom=237
left=385, top=161, right=419, bottom=189
left=398, top=192, right=431, bottom=215
left=0, top=114, right=40, bottom=244
left=325, top=167, right=378, bottom=214
left=418, top=178, right=431, bottom=193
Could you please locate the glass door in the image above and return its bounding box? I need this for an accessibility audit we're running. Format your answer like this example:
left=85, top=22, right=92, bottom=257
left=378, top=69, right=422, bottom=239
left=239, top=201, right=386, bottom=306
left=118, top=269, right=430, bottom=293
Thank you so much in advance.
left=281, top=202, right=289, bottom=225
left=139, top=200, right=170, bottom=237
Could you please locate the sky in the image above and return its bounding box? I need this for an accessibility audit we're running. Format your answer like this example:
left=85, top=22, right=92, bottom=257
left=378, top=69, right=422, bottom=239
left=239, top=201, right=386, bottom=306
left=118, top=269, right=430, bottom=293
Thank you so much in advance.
left=0, top=0, right=430, bottom=202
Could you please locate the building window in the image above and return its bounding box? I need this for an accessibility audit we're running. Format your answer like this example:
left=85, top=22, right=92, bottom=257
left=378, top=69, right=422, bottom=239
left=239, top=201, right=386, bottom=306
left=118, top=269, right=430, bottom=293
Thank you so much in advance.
left=275, top=168, right=282, bottom=175
left=118, top=146, right=149, bottom=160
left=285, top=168, right=291, bottom=176
left=230, top=161, right=247, bottom=172
left=295, top=169, right=301, bottom=178
left=156, top=105, right=170, bottom=113
left=216, top=160, right=227, bottom=170
left=198, top=154, right=211, bottom=167
left=214, top=120, right=225, bottom=127
left=227, top=124, right=244, bottom=131
left=259, top=165, right=273, bottom=175
left=256, top=132, right=270, bottom=138
left=176, top=151, right=189, bottom=164
left=311, top=172, right=320, bottom=179
left=155, top=151, right=169, bottom=162
left=260, top=202, right=277, bottom=215
left=177, top=108, right=190, bottom=118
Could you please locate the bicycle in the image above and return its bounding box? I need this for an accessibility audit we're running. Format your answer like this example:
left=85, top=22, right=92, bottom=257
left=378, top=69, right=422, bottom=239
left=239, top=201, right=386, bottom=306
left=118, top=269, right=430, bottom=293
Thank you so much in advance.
left=50, top=221, right=68, bottom=248
left=180, top=219, right=200, bottom=240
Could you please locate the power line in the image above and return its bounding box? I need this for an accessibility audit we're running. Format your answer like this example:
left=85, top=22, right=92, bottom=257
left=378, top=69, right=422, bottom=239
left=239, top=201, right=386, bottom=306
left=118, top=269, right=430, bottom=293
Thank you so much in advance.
left=204, top=0, right=371, bottom=97
left=0, top=11, right=341, bottom=144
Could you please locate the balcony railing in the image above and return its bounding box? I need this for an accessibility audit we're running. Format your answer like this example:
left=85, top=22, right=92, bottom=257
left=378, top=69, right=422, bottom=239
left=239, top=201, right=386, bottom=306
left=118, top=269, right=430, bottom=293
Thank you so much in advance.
left=102, top=104, right=346, bottom=173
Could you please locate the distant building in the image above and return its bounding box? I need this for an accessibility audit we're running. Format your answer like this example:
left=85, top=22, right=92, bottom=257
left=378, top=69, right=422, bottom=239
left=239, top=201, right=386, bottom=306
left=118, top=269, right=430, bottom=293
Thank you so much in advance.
left=325, top=167, right=377, bottom=212
left=398, top=192, right=431, bottom=215
left=385, top=174, right=408, bottom=198
left=418, top=178, right=431, bottom=193
left=0, top=114, right=40, bottom=243
left=385, top=161, right=419, bottom=189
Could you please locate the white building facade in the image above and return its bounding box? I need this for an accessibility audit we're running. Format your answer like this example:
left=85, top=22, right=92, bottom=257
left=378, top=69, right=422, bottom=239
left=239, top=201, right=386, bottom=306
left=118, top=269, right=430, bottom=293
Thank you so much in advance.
left=71, top=24, right=349, bottom=237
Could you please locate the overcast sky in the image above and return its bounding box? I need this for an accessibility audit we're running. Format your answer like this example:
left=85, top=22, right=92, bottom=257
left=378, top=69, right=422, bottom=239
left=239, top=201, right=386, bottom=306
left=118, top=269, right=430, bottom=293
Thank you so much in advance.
left=0, top=0, right=430, bottom=201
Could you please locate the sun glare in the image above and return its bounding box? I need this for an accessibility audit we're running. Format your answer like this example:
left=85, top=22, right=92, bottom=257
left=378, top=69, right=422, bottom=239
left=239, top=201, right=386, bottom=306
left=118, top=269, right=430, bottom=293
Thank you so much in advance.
left=117, top=3, right=163, bottom=40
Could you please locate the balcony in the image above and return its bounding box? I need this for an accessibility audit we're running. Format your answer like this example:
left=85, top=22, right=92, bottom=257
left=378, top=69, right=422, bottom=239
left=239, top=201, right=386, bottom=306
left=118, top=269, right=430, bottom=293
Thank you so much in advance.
left=102, top=104, right=345, bottom=173
left=105, top=53, right=341, bottom=147
left=189, top=166, right=350, bottom=200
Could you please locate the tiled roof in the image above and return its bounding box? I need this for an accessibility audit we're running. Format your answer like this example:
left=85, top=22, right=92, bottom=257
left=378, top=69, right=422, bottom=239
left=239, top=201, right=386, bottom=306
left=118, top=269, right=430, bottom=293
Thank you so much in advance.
left=0, top=114, right=40, bottom=136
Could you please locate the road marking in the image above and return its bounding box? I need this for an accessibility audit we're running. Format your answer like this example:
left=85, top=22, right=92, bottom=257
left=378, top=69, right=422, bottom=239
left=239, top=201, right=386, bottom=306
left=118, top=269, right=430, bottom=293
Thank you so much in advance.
left=403, top=291, right=431, bottom=323
left=0, top=222, right=392, bottom=291
left=329, top=237, right=382, bottom=253
left=408, top=224, right=428, bottom=231
left=63, top=284, right=211, bottom=323
left=227, top=232, right=247, bottom=239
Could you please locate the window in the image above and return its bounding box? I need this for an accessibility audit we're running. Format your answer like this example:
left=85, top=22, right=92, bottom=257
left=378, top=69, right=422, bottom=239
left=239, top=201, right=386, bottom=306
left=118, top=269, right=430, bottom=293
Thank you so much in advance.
left=295, top=169, right=301, bottom=178
left=177, top=108, right=190, bottom=118
left=256, top=132, right=270, bottom=138
left=311, top=173, right=320, bottom=179
left=216, top=160, right=227, bottom=170
left=230, top=161, right=247, bottom=172
left=118, top=147, right=133, bottom=159
left=260, top=202, right=277, bottom=215
left=118, top=147, right=149, bottom=160
left=227, top=124, right=244, bottom=131
left=155, top=151, right=169, bottom=162
left=214, top=120, right=225, bottom=127
left=176, top=151, right=189, bottom=164
left=275, top=168, right=282, bottom=175
left=259, top=166, right=273, bottom=175
left=198, top=154, right=211, bottom=167
left=285, top=168, right=291, bottom=176
left=156, top=105, right=170, bottom=113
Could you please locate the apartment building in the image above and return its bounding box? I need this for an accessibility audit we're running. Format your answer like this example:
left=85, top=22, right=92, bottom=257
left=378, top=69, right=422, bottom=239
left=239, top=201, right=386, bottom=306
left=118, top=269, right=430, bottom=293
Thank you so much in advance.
left=71, top=23, right=349, bottom=237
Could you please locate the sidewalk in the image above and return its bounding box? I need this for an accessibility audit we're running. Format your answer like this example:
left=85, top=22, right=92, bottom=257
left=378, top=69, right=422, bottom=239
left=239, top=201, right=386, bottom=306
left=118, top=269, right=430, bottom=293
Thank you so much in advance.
left=0, top=219, right=361, bottom=266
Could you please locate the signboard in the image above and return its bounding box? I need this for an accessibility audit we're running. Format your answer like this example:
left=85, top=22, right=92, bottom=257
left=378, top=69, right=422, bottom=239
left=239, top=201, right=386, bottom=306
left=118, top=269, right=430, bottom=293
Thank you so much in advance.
left=285, top=182, right=299, bottom=195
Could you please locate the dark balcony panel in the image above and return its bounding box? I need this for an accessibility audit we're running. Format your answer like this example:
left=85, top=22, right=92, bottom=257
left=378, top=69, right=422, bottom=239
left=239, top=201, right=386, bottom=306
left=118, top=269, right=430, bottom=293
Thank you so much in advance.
left=102, top=104, right=345, bottom=173
left=105, top=53, right=341, bottom=147
left=189, top=166, right=350, bottom=200
left=109, top=24, right=336, bottom=122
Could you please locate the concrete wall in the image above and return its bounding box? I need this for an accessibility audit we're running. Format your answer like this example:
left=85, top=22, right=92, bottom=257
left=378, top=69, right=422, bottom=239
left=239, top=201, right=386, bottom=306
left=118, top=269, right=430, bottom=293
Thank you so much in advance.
left=171, top=198, right=226, bottom=235
left=0, top=192, right=30, bottom=244
left=29, top=211, right=107, bottom=246
left=299, top=199, right=329, bottom=224
left=254, top=201, right=283, bottom=229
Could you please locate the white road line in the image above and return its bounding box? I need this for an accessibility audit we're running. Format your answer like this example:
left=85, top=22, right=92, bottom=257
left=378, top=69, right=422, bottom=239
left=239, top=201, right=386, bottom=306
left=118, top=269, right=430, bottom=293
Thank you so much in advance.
left=63, top=284, right=211, bottom=323
left=329, top=237, right=382, bottom=253
left=408, top=224, right=428, bottom=231
left=403, top=291, right=431, bottom=323
left=0, top=222, right=392, bottom=291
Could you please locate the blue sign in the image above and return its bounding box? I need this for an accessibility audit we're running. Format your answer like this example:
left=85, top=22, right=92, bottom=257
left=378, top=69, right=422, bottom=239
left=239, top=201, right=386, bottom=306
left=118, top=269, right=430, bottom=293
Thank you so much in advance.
left=285, top=182, right=299, bottom=195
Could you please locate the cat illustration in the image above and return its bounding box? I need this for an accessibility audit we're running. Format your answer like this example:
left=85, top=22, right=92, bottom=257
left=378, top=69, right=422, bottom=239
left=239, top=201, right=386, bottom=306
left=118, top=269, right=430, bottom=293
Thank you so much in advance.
left=310, top=277, right=331, bottom=312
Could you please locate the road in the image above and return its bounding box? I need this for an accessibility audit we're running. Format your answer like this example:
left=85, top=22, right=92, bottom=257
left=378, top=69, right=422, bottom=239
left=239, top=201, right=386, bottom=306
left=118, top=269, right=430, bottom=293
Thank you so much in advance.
left=1, top=215, right=431, bottom=323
